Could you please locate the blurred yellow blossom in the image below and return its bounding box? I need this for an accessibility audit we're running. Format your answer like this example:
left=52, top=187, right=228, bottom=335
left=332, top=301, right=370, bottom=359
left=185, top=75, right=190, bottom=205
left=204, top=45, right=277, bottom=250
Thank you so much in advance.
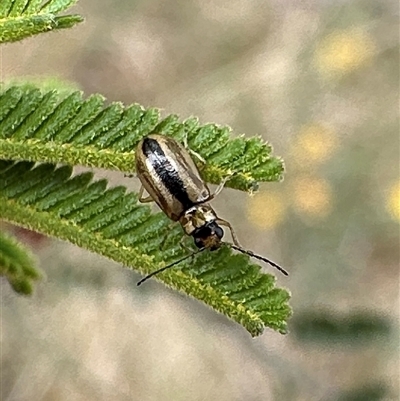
left=314, top=29, right=375, bottom=75
left=292, top=176, right=333, bottom=218
left=292, top=123, right=338, bottom=166
left=247, top=191, right=286, bottom=229
left=386, top=182, right=400, bottom=221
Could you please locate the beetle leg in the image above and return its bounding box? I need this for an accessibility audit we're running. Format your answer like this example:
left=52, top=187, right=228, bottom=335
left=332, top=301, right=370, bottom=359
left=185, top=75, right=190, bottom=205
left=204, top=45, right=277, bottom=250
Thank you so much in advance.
left=216, top=217, right=241, bottom=247
left=179, top=236, right=194, bottom=253
left=178, top=236, right=197, bottom=264
left=138, top=186, right=154, bottom=203
left=189, top=148, right=206, bottom=164
left=207, top=173, right=234, bottom=201
left=183, top=134, right=206, bottom=164
left=159, top=222, right=177, bottom=250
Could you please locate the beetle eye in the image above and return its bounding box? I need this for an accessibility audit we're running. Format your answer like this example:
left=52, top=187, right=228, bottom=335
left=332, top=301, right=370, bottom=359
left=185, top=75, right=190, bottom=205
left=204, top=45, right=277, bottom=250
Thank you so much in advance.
left=194, top=237, right=204, bottom=248
left=214, top=226, right=224, bottom=239
left=193, top=226, right=211, bottom=239
left=203, top=226, right=212, bottom=237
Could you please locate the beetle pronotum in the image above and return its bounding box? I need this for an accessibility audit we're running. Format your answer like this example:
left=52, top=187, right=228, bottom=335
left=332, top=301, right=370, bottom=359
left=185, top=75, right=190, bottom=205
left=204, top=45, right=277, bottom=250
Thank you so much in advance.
left=135, top=134, right=288, bottom=285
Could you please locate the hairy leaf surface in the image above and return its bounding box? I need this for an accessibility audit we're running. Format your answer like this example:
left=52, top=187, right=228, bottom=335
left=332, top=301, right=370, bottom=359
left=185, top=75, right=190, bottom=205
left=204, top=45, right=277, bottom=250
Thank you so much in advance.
left=0, top=0, right=83, bottom=43
left=0, top=161, right=291, bottom=336
left=0, top=84, right=284, bottom=192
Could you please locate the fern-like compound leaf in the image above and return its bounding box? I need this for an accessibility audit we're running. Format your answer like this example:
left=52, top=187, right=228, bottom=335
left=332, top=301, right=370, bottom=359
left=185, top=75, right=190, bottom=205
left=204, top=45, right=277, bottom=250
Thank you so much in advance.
left=0, top=84, right=284, bottom=192
left=0, top=162, right=291, bottom=336
left=0, top=0, right=83, bottom=43
left=0, top=230, right=41, bottom=294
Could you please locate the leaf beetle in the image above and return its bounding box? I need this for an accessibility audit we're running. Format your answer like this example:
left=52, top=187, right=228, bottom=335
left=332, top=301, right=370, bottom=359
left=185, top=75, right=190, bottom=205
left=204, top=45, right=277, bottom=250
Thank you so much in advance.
left=135, top=134, right=288, bottom=284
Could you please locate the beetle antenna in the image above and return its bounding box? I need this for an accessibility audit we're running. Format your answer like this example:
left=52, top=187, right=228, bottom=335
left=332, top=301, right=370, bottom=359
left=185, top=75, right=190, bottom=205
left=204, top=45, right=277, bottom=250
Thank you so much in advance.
left=137, top=248, right=206, bottom=286
left=229, top=244, right=289, bottom=276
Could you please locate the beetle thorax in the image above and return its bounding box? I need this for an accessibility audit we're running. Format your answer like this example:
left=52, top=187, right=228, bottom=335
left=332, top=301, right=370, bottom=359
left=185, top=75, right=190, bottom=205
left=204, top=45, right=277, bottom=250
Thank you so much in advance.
left=179, top=204, right=217, bottom=236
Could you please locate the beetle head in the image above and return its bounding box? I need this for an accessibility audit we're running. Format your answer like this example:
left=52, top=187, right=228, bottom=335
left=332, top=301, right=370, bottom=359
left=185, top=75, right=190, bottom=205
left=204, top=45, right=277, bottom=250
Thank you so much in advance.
left=193, top=222, right=224, bottom=250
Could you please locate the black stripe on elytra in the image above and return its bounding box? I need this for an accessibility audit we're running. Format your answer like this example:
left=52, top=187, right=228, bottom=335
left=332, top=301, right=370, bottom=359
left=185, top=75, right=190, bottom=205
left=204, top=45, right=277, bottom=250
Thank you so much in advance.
left=142, top=138, right=195, bottom=210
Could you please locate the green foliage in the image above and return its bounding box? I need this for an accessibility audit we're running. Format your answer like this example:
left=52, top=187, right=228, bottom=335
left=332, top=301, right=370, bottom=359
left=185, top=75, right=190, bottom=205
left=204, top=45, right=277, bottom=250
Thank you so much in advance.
left=335, top=383, right=388, bottom=401
left=0, top=161, right=291, bottom=335
left=291, top=311, right=391, bottom=346
left=0, top=84, right=284, bottom=192
left=0, top=230, right=41, bottom=294
left=0, top=0, right=83, bottom=43
left=0, top=5, right=290, bottom=336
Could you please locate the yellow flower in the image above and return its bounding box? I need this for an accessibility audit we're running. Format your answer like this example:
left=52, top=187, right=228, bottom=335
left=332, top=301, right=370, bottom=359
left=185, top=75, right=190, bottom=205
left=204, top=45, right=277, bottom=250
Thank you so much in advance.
left=314, top=29, right=375, bottom=75
left=247, top=191, right=286, bottom=229
left=292, top=123, right=338, bottom=166
left=291, top=176, right=333, bottom=218
left=387, top=182, right=400, bottom=221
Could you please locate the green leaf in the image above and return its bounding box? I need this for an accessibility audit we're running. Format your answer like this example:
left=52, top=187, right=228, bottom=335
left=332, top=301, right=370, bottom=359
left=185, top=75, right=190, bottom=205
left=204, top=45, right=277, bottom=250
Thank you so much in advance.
left=0, top=161, right=291, bottom=335
left=291, top=311, right=392, bottom=346
left=335, top=383, right=388, bottom=401
left=0, top=82, right=289, bottom=334
left=0, top=84, right=284, bottom=192
left=0, top=229, right=41, bottom=294
left=0, top=0, right=83, bottom=43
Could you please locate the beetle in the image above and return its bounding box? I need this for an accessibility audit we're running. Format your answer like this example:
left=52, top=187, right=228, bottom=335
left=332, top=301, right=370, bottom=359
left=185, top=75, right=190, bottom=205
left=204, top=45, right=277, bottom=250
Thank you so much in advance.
left=135, top=133, right=288, bottom=285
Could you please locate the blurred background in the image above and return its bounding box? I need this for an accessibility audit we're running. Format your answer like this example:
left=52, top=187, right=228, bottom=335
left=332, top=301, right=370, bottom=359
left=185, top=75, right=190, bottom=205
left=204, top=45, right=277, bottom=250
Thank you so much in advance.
left=1, top=0, right=399, bottom=400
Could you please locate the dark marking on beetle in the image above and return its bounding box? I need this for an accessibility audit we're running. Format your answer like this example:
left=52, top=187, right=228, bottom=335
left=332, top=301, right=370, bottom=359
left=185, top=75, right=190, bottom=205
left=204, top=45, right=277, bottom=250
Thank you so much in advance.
left=142, top=138, right=195, bottom=210
left=192, top=222, right=224, bottom=250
